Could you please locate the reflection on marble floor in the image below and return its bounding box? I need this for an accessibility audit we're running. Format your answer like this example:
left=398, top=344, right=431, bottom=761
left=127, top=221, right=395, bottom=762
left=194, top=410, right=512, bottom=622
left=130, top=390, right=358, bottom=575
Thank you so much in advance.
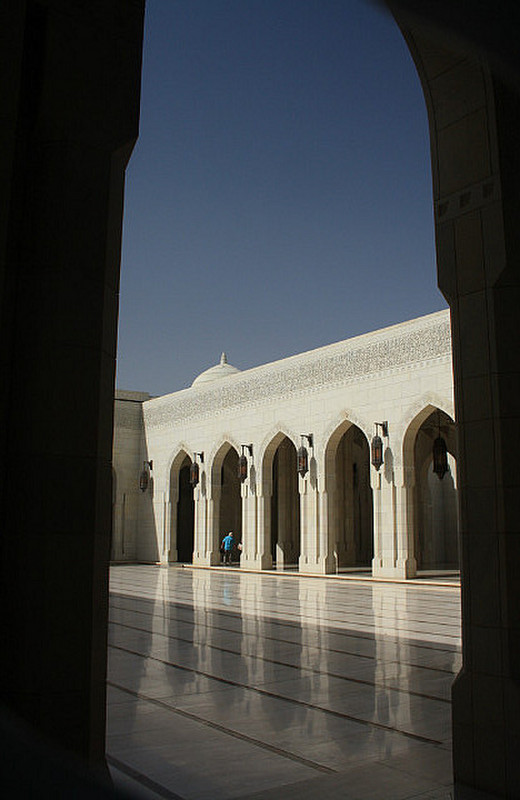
left=106, top=566, right=462, bottom=800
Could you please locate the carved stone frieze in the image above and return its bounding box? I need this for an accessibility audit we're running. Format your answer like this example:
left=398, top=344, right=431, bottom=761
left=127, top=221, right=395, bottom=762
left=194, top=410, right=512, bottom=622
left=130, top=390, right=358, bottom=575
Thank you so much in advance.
left=143, top=314, right=451, bottom=430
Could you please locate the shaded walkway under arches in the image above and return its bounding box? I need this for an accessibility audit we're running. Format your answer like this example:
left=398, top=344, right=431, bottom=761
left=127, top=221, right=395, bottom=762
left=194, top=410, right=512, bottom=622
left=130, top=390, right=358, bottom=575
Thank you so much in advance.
left=176, top=459, right=195, bottom=563
left=413, top=409, right=458, bottom=571
left=325, top=423, right=373, bottom=569
left=270, top=436, right=300, bottom=569
left=217, top=447, right=242, bottom=552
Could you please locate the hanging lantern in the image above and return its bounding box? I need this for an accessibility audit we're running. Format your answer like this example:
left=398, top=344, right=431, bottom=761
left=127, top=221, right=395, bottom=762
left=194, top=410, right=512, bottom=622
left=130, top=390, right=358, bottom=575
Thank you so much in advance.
left=139, top=467, right=149, bottom=492
left=238, top=454, right=248, bottom=482
left=433, top=436, right=448, bottom=480
left=189, top=459, right=200, bottom=488
left=139, top=460, right=152, bottom=492
left=371, top=435, right=383, bottom=471
left=297, top=446, right=309, bottom=477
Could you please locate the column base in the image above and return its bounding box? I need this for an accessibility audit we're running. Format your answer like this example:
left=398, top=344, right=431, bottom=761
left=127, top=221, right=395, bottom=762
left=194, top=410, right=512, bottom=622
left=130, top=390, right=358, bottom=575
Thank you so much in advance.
left=159, top=549, right=177, bottom=565
left=242, top=553, right=273, bottom=570
left=372, top=557, right=417, bottom=579
left=299, top=554, right=337, bottom=574
left=192, top=551, right=221, bottom=566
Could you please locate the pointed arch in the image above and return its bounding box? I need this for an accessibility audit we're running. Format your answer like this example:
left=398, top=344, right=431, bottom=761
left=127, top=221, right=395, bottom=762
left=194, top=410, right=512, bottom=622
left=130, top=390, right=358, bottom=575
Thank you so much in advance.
left=258, top=426, right=299, bottom=488
left=323, top=419, right=373, bottom=568
left=207, top=436, right=241, bottom=484
left=167, top=444, right=193, bottom=500
left=320, top=411, right=372, bottom=471
left=402, top=402, right=457, bottom=475
left=168, top=446, right=194, bottom=563
left=403, top=405, right=458, bottom=572
left=258, top=429, right=301, bottom=569
left=209, top=440, right=242, bottom=554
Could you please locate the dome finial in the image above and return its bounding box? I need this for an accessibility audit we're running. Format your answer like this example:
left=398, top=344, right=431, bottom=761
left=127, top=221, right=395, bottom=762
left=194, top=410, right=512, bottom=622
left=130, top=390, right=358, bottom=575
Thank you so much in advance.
left=192, top=352, right=240, bottom=386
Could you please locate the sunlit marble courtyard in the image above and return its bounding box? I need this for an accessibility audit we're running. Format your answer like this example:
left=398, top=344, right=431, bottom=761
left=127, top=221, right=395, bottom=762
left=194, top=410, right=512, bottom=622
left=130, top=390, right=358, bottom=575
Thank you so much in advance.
left=107, top=565, right=462, bottom=800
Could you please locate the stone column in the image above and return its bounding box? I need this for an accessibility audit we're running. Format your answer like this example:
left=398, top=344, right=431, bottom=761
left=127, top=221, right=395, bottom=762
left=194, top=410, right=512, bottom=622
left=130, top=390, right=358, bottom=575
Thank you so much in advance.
left=320, top=489, right=338, bottom=572
left=0, top=0, right=145, bottom=769
left=371, top=457, right=416, bottom=579
left=255, top=488, right=273, bottom=570
left=299, top=473, right=335, bottom=574
left=240, top=481, right=257, bottom=569
left=390, top=13, right=520, bottom=792
left=165, top=490, right=177, bottom=563
left=371, top=468, right=383, bottom=575
left=192, top=483, right=209, bottom=565
left=443, top=85, right=520, bottom=796
left=152, top=489, right=165, bottom=563
left=394, top=466, right=417, bottom=578
left=205, top=485, right=222, bottom=566
left=371, top=463, right=396, bottom=578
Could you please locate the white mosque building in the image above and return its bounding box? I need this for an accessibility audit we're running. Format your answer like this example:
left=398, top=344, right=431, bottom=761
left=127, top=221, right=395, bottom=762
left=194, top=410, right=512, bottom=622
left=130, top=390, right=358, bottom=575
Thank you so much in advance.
left=112, top=309, right=458, bottom=579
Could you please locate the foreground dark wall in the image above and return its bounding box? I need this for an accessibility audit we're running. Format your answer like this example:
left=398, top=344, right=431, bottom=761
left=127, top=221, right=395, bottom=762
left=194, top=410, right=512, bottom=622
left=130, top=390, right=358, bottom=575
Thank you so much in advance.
left=0, top=0, right=145, bottom=768
left=390, top=2, right=520, bottom=794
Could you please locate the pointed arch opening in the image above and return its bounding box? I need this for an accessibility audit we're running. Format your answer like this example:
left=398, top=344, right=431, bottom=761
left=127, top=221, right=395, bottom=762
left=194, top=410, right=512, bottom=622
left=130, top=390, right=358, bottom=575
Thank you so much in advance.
left=263, top=434, right=300, bottom=569
left=169, top=449, right=195, bottom=563
left=211, top=443, right=242, bottom=561
left=325, top=421, right=373, bottom=569
left=404, top=407, right=459, bottom=572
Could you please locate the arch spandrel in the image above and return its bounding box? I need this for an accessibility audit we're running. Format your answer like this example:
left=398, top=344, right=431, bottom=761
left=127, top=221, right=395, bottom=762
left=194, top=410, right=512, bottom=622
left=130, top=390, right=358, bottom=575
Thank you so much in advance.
left=399, top=395, right=454, bottom=455
left=322, top=415, right=372, bottom=493
left=166, top=444, right=193, bottom=498
left=208, top=438, right=240, bottom=489
left=401, top=401, right=456, bottom=473
left=166, top=443, right=194, bottom=476
left=320, top=412, right=371, bottom=474
left=258, top=425, right=299, bottom=485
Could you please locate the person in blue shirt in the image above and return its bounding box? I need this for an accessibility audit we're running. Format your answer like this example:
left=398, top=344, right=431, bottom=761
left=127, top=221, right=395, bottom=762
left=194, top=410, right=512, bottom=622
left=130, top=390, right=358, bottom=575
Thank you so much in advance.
left=221, top=531, right=234, bottom=564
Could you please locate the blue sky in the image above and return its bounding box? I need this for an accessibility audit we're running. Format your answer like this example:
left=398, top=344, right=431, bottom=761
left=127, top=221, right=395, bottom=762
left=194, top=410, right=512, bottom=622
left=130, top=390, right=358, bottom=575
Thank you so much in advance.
left=117, top=0, right=444, bottom=395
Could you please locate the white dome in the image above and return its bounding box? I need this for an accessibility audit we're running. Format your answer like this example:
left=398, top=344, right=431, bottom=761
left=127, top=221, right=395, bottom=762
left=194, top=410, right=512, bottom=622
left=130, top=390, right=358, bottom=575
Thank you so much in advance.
left=192, top=352, right=241, bottom=387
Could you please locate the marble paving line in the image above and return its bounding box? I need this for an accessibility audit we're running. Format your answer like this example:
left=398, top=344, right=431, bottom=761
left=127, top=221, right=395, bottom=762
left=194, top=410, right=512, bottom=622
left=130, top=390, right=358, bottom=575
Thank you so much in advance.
left=107, top=646, right=449, bottom=746
left=107, top=594, right=460, bottom=646
left=108, top=681, right=337, bottom=774
left=108, top=589, right=460, bottom=645
left=109, top=593, right=461, bottom=661
left=109, top=593, right=459, bottom=641
left=108, top=610, right=455, bottom=702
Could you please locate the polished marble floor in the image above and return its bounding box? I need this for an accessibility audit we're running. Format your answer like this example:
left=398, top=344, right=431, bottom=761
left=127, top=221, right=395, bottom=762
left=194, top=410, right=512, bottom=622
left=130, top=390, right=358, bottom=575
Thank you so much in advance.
left=107, top=565, right=463, bottom=800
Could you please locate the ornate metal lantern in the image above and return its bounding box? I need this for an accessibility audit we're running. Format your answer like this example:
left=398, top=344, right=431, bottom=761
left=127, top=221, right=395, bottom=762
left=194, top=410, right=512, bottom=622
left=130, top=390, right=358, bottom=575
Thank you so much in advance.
left=189, top=460, right=199, bottom=488
left=297, top=445, right=308, bottom=477
left=139, top=460, right=153, bottom=492
left=433, top=436, right=448, bottom=480
left=297, top=434, right=313, bottom=478
left=371, top=435, right=383, bottom=471
left=238, top=454, right=248, bottom=482
left=139, top=468, right=149, bottom=493
left=189, top=452, right=204, bottom=488
left=371, top=422, right=388, bottom=471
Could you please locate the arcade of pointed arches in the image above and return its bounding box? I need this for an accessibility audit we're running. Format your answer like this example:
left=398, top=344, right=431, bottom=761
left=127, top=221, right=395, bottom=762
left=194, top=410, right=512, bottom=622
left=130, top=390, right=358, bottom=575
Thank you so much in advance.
left=163, top=404, right=458, bottom=577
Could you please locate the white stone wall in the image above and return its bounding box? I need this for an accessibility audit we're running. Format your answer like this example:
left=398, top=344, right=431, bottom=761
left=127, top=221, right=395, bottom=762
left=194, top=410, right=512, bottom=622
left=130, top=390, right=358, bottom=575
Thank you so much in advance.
left=113, top=311, right=455, bottom=577
left=112, top=390, right=150, bottom=561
